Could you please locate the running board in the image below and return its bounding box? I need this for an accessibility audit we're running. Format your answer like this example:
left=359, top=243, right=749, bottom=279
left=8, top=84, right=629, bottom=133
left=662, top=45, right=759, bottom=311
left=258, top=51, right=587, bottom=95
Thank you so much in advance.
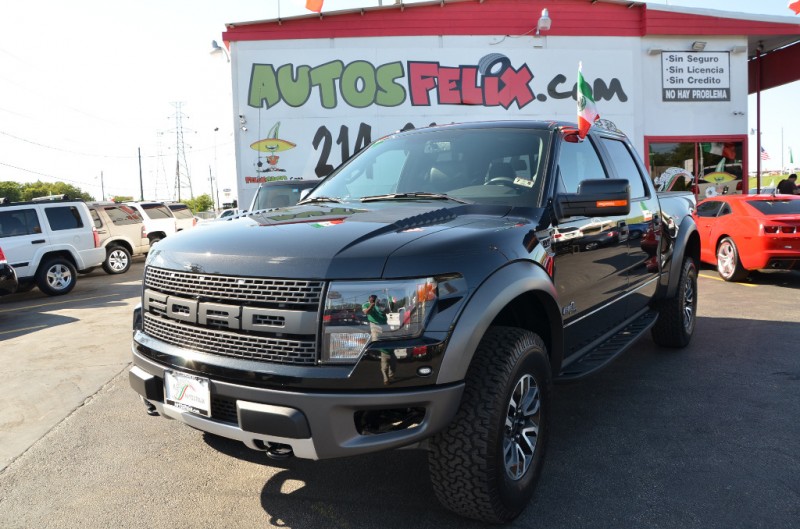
left=557, top=310, right=659, bottom=381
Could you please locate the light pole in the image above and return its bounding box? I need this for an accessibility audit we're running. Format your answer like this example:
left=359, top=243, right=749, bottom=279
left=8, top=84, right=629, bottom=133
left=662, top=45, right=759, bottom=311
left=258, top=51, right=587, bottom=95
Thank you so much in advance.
left=213, top=127, right=221, bottom=212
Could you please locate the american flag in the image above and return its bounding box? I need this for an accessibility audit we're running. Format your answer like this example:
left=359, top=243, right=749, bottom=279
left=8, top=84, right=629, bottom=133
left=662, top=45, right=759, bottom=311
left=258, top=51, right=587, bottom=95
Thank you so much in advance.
left=760, top=146, right=771, bottom=160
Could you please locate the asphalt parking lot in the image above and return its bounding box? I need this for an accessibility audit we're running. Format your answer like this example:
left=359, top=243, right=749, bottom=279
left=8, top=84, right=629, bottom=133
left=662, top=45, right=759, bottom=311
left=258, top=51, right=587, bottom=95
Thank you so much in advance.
left=0, top=261, right=798, bottom=528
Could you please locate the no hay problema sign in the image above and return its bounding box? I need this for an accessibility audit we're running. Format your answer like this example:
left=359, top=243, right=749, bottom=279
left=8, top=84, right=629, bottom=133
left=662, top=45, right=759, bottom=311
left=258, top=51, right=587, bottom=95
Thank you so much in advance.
left=661, top=51, right=730, bottom=102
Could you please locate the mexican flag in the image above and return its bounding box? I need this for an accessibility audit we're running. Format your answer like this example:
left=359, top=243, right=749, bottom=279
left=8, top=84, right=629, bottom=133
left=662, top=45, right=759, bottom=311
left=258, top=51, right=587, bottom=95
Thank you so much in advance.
left=577, top=62, right=599, bottom=139
left=701, top=142, right=737, bottom=160
left=790, top=1, right=800, bottom=15
left=306, top=0, right=324, bottom=12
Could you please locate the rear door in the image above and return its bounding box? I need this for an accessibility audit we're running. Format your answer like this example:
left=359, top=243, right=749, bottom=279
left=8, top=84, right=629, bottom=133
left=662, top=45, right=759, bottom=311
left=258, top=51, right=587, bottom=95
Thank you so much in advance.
left=551, top=133, right=630, bottom=359
left=0, top=207, right=46, bottom=278
left=597, top=136, right=661, bottom=318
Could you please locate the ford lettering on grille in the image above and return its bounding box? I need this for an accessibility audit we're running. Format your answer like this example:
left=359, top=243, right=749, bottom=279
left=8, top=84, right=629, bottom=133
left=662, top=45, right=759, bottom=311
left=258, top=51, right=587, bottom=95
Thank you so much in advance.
left=143, top=288, right=317, bottom=334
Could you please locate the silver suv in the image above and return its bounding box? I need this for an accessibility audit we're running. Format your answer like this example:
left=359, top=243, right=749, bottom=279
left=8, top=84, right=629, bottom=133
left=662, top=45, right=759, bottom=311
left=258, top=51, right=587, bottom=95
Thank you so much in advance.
left=0, top=196, right=105, bottom=295
left=123, top=201, right=177, bottom=245
left=87, top=202, right=150, bottom=274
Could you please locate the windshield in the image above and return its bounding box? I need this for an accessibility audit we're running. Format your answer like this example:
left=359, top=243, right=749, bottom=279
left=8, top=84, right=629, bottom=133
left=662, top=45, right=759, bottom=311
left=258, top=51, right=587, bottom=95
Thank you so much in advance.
left=253, top=181, right=318, bottom=210
left=306, top=127, right=550, bottom=207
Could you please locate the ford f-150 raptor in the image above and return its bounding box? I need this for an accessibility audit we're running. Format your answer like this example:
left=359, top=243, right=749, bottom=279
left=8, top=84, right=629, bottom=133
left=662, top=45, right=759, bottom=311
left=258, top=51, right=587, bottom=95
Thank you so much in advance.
left=130, top=120, right=699, bottom=523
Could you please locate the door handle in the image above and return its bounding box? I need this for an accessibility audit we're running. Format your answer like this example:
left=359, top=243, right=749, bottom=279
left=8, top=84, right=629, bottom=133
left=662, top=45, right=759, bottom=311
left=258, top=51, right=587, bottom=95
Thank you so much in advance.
left=31, top=239, right=45, bottom=244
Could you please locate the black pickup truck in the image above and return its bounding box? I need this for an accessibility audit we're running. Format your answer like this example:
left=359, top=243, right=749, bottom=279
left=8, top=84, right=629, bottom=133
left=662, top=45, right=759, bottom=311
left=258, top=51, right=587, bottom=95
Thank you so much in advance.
left=130, top=120, right=698, bottom=523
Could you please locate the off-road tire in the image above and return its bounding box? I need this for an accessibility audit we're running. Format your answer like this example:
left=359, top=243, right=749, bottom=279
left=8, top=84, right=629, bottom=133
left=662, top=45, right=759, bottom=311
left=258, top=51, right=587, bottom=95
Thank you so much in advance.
left=716, top=237, right=748, bottom=282
left=651, top=256, right=697, bottom=347
left=428, top=327, right=551, bottom=523
left=103, top=245, right=131, bottom=274
left=35, top=257, right=77, bottom=296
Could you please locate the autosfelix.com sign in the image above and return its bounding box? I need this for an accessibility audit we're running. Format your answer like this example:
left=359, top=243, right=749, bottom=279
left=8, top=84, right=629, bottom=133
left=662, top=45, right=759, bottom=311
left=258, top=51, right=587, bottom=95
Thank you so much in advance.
left=661, top=51, right=730, bottom=102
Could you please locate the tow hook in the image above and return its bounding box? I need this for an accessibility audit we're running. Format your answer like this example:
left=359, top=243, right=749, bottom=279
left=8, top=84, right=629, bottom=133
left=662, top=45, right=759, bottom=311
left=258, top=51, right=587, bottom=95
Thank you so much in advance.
left=141, top=397, right=159, bottom=416
left=265, top=442, right=294, bottom=460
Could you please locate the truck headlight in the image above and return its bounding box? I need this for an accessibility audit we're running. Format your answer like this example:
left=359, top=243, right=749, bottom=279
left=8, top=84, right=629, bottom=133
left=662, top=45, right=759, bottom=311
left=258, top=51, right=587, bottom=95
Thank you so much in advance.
left=321, top=278, right=437, bottom=363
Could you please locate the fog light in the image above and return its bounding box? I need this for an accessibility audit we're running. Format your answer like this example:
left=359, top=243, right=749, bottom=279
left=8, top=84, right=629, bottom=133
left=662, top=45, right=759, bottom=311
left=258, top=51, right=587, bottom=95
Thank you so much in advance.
left=417, top=366, right=433, bottom=377
left=326, top=332, right=369, bottom=362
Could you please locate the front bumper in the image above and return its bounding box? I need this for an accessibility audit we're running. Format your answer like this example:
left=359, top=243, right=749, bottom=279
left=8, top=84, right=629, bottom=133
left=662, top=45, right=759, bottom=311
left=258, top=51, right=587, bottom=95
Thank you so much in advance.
left=130, top=346, right=464, bottom=460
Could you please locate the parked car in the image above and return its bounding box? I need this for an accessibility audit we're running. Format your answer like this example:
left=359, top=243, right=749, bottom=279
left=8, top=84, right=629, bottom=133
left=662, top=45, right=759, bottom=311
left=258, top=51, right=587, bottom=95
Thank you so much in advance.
left=248, top=179, right=320, bottom=211
left=123, top=201, right=177, bottom=245
left=0, top=245, right=18, bottom=296
left=166, top=202, right=198, bottom=231
left=216, top=208, right=240, bottom=219
left=0, top=195, right=105, bottom=295
left=86, top=202, right=150, bottom=274
left=695, top=194, right=800, bottom=281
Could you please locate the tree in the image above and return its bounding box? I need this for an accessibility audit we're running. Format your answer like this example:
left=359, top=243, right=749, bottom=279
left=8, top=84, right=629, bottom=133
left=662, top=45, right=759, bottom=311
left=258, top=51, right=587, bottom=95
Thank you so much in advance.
left=20, top=181, right=94, bottom=201
left=111, top=195, right=134, bottom=203
left=183, top=194, right=214, bottom=213
left=0, top=181, right=24, bottom=202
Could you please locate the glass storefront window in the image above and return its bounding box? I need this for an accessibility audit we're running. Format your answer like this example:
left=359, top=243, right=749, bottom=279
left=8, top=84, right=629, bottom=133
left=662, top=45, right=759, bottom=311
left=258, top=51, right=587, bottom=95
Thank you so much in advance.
left=647, top=139, right=745, bottom=198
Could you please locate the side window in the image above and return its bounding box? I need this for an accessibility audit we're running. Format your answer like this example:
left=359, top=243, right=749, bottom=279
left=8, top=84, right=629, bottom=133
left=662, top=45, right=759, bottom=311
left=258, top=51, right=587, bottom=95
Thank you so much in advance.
left=695, top=201, right=722, bottom=217
left=45, top=206, right=84, bottom=231
left=557, top=137, right=607, bottom=193
left=600, top=139, right=648, bottom=199
left=0, top=209, right=40, bottom=237
left=106, top=206, right=142, bottom=226
left=719, top=203, right=732, bottom=216
left=90, top=209, right=103, bottom=229
left=141, top=204, right=173, bottom=219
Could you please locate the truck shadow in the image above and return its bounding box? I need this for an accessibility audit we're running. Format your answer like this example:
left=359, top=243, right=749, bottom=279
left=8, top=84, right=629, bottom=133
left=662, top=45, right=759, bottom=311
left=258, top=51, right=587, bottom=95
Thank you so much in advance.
left=202, top=433, right=475, bottom=528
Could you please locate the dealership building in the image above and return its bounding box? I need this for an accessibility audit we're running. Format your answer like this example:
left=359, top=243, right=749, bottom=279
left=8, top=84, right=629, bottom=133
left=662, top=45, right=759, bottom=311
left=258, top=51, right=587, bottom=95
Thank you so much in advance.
left=221, top=0, right=800, bottom=206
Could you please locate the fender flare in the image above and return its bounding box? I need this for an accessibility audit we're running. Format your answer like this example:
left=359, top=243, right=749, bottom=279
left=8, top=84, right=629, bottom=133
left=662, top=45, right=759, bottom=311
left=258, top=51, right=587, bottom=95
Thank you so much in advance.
left=436, top=261, right=562, bottom=385
left=665, top=215, right=698, bottom=299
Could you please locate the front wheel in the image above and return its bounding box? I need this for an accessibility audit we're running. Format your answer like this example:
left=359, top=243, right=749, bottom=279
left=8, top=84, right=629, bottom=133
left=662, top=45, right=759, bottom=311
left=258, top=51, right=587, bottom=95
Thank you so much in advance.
left=428, top=327, right=551, bottom=523
left=716, top=237, right=748, bottom=282
left=103, top=245, right=131, bottom=274
left=651, top=256, right=697, bottom=347
left=35, top=257, right=77, bottom=296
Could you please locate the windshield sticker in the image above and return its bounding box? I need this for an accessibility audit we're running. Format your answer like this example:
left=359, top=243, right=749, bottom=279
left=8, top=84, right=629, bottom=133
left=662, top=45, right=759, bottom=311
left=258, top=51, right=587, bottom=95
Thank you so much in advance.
left=513, top=177, right=534, bottom=188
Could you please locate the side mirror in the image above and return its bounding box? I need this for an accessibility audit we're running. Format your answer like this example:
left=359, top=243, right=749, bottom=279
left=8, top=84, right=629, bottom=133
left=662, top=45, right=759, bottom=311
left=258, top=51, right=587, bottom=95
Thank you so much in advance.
left=556, top=179, right=631, bottom=218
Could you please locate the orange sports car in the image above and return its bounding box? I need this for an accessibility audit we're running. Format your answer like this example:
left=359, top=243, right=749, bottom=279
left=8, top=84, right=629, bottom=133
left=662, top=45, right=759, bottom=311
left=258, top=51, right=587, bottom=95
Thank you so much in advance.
left=694, top=194, right=800, bottom=281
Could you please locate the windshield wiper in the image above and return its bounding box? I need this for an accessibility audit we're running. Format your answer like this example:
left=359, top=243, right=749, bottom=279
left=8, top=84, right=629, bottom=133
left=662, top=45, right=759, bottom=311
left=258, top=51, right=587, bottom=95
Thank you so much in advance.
left=360, top=192, right=469, bottom=204
left=296, top=196, right=343, bottom=205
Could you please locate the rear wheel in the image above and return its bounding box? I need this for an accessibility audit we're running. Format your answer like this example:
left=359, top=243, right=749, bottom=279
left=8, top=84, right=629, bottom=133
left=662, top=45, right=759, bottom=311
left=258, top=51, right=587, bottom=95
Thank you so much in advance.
left=428, top=327, right=551, bottom=523
left=103, top=245, right=131, bottom=274
left=652, top=256, right=697, bottom=347
left=35, top=257, right=77, bottom=296
left=716, top=237, right=748, bottom=282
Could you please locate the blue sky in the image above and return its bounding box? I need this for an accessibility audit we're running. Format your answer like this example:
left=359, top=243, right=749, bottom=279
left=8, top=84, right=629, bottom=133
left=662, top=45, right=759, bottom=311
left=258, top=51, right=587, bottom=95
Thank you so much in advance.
left=0, top=0, right=797, bottom=201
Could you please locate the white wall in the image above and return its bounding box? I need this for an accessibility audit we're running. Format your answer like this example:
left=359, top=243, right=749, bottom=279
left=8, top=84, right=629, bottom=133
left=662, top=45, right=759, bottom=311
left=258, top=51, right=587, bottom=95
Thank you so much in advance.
left=230, top=34, right=749, bottom=207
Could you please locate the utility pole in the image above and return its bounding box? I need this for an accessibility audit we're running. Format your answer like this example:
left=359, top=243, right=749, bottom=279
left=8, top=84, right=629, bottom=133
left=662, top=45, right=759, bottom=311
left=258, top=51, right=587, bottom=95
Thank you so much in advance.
left=100, top=171, right=105, bottom=201
left=138, top=147, right=144, bottom=201
left=213, top=127, right=221, bottom=212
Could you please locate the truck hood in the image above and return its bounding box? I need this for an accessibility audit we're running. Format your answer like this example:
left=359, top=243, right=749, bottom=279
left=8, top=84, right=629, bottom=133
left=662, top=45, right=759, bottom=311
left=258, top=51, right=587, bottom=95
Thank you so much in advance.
left=145, top=202, right=518, bottom=279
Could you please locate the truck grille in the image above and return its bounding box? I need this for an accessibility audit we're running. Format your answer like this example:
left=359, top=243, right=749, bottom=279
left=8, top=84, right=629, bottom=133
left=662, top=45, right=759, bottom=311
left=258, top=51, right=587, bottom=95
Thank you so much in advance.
left=144, top=313, right=318, bottom=365
left=145, top=267, right=323, bottom=307
left=143, top=267, right=323, bottom=366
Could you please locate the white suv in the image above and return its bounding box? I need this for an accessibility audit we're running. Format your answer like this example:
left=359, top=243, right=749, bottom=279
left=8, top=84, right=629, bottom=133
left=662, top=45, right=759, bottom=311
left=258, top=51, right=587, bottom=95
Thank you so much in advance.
left=166, top=202, right=197, bottom=231
left=124, top=201, right=177, bottom=245
left=0, top=196, right=105, bottom=295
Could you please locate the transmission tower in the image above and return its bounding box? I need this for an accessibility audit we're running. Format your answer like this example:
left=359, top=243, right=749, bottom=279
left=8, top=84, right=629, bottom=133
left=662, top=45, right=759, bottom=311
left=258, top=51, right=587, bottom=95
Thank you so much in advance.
left=169, top=102, right=194, bottom=200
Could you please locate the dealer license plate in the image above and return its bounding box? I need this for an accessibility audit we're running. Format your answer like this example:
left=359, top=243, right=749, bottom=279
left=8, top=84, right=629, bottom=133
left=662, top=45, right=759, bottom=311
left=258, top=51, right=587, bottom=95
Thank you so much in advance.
left=164, top=371, right=211, bottom=417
